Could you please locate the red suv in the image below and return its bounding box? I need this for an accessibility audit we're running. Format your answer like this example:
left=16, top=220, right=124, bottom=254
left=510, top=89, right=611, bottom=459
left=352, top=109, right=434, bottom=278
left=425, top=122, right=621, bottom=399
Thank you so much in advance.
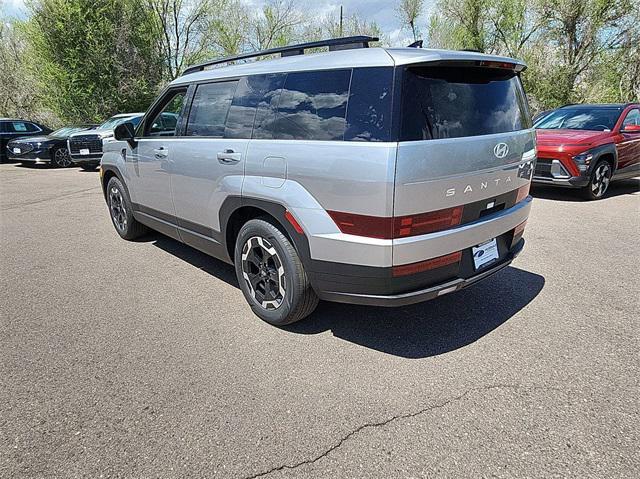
left=533, top=103, right=640, bottom=199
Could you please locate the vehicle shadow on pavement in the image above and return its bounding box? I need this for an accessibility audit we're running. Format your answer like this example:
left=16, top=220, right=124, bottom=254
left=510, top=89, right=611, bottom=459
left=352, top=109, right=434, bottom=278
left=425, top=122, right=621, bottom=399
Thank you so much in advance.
left=152, top=232, right=544, bottom=359
left=531, top=178, right=639, bottom=202
left=287, top=266, right=545, bottom=358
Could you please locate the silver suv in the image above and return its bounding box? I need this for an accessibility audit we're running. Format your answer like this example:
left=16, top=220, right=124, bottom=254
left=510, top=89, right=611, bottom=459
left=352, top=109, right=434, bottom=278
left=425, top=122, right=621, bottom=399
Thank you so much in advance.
left=101, top=36, right=535, bottom=325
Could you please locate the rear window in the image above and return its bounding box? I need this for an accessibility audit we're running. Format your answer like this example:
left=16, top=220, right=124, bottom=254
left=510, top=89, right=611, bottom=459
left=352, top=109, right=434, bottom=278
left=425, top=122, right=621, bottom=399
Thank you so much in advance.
left=400, top=67, right=531, bottom=141
left=187, top=81, right=238, bottom=137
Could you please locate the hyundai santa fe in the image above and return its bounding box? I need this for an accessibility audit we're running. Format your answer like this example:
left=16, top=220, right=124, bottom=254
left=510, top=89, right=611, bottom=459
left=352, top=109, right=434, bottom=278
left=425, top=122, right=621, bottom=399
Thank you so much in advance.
left=100, top=36, right=535, bottom=325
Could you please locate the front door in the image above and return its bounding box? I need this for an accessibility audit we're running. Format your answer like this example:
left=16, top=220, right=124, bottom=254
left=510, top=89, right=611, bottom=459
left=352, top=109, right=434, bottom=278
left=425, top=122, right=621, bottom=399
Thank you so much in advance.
left=617, top=108, right=640, bottom=173
left=126, top=87, right=188, bottom=223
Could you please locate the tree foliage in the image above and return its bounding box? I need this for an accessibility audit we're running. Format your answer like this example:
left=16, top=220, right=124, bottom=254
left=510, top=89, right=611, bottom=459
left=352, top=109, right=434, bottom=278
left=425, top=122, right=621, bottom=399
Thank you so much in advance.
left=23, top=0, right=164, bottom=124
left=0, top=0, right=636, bottom=124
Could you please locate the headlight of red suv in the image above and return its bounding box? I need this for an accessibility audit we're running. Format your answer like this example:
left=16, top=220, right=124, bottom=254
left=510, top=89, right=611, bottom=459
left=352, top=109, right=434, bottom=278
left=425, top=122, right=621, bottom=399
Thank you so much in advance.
left=572, top=151, right=594, bottom=173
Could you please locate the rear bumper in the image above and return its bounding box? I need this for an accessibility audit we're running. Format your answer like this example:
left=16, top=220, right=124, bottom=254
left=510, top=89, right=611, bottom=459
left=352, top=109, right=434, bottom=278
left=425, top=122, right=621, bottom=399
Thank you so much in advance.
left=318, top=238, right=524, bottom=306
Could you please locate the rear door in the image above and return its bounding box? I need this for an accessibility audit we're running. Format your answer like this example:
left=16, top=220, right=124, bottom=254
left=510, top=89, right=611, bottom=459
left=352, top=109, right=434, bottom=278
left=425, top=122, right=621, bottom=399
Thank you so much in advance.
left=169, top=78, right=246, bottom=249
left=394, top=64, right=535, bottom=223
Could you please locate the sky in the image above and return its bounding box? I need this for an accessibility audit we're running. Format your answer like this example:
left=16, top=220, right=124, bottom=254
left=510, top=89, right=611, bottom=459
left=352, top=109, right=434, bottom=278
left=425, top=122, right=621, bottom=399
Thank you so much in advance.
left=2, top=0, right=435, bottom=46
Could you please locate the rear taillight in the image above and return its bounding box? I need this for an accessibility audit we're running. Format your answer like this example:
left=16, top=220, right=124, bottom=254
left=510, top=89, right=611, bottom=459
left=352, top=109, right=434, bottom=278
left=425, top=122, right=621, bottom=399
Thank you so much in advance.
left=392, top=251, right=462, bottom=277
left=394, top=207, right=463, bottom=238
left=515, top=183, right=530, bottom=203
left=327, top=206, right=464, bottom=240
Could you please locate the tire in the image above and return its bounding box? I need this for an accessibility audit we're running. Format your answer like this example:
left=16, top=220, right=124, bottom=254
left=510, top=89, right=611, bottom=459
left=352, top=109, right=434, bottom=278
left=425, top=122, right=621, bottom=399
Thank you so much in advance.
left=50, top=147, right=72, bottom=168
left=234, top=218, right=319, bottom=325
left=106, top=176, right=147, bottom=240
left=80, top=163, right=99, bottom=171
left=582, top=160, right=612, bottom=200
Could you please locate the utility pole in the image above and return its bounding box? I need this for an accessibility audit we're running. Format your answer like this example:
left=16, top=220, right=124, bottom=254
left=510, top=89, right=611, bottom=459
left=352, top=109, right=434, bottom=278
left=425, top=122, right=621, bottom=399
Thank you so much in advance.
left=339, top=5, right=343, bottom=37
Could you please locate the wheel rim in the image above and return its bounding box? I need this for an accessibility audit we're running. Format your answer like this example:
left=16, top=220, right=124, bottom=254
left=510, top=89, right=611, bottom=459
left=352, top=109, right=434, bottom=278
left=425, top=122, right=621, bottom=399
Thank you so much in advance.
left=241, top=236, right=286, bottom=310
left=109, top=186, right=127, bottom=232
left=54, top=148, right=72, bottom=167
left=591, top=163, right=611, bottom=197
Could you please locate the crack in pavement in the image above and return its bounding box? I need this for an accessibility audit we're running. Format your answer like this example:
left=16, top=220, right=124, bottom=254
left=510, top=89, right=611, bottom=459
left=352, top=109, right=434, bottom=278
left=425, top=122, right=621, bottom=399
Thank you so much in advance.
left=241, top=383, right=566, bottom=479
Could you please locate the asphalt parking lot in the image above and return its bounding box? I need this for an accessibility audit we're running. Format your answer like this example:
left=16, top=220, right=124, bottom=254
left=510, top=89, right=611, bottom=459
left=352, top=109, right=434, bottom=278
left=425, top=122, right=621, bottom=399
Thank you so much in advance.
left=1, top=163, right=639, bottom=478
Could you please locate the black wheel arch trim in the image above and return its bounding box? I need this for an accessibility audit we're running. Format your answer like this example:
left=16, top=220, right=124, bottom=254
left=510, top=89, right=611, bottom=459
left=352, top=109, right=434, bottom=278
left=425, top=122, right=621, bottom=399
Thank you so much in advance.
left=219, top=196, right=312, bottom=267
left=586, top=143, right=618, bottom=175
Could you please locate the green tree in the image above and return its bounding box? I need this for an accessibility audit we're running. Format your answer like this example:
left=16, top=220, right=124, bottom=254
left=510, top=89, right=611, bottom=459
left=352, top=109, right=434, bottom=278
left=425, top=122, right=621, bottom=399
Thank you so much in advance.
left=24, top=0, right=164, bottom=123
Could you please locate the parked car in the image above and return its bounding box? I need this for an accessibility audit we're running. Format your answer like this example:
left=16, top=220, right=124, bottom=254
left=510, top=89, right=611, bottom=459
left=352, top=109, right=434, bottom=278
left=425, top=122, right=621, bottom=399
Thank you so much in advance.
left=6, top=125, right=96, bottom=167
left=0, top=119, right=51, bottom=163
left=533, top=103, right=640, bottom=199
left=101, top=36, right=535, bottom=325
left=68, top=113, right=144, bottom=170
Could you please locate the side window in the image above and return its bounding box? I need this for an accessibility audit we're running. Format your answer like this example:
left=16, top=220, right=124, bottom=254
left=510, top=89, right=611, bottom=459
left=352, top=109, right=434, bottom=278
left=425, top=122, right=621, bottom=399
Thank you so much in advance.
left=226, top=74, right=285, bottom=139
left=345, top=67, right=394, bottom=142
left=8, top=122, right=37, bottom=133
left=261, top=69, right=351, bottom=141
left=186, top=81, right=238, bottom=137
left=622, top=109, right=640, bottom=128
left=146, top=89, right=187, bottom=137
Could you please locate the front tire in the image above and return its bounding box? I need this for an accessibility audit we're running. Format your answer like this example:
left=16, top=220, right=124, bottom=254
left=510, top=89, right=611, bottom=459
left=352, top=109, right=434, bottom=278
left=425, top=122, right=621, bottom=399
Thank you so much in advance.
left=234, top=219, right=318, bottom=326
left=50, top=147, right=72, bottom=168
left=106, top=176, right=147, bottom=240
left=583, top=160, right=612, bottom=200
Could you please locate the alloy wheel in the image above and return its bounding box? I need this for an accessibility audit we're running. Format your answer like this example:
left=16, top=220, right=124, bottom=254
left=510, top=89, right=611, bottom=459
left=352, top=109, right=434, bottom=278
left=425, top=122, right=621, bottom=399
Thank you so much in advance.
left=591, top=163, right=611, bottom=198
left=54, top=148, right=72, bottom=167
left=241, top=236, right=286, bottom=310
left=109, top=186, right=127, bottom=232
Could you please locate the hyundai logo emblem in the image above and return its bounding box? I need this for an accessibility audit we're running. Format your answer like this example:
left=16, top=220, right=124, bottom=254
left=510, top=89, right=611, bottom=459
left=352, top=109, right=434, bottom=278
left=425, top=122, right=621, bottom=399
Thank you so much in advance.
left=494, top=143, right=509, bottom=159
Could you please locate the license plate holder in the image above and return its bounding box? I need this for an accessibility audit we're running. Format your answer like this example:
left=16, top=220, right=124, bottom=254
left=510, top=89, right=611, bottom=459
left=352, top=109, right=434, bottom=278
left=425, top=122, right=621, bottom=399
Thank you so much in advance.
left=472, top=238, right=499, bottom=270
left=13, top=147, right=21, bottom=154
left=79, top=148, right=90, bottom=155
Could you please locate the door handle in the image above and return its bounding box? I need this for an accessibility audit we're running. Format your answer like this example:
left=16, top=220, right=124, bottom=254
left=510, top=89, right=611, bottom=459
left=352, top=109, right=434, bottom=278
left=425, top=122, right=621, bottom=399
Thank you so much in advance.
left=217, top=149, right=241, bottom=164
left=153, top=147, right=168, bottom=158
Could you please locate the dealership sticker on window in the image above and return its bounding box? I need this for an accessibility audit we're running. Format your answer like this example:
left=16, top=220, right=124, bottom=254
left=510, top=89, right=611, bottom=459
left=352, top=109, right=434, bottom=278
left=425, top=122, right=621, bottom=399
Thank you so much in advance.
left=472, top=238, right=499, bottom=270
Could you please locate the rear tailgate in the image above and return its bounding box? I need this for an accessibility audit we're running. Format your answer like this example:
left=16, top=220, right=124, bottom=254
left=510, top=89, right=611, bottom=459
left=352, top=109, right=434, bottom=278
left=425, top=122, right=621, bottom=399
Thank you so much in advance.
left=393, top=63, right=535, bottom=266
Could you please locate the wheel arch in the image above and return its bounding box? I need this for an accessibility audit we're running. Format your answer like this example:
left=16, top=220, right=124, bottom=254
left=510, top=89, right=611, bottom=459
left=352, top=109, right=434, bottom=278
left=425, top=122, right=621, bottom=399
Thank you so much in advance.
left=591, top=143, right=618, bottom=172
left=101, top=164, right=129, bottom=200
left=220, top=197, right=312, bottom=267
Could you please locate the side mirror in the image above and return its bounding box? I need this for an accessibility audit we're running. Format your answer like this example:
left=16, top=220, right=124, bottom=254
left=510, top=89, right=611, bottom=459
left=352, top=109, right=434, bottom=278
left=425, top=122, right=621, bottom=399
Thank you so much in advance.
left=622, top=124, right=640, bottom=133
left=114, top=122, right=137, bottom=145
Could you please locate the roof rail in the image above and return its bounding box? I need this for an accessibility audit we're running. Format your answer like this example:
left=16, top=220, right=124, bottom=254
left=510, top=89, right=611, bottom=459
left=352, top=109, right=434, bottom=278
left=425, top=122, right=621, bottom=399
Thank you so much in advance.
left=182, top=36, right=379, bottom=76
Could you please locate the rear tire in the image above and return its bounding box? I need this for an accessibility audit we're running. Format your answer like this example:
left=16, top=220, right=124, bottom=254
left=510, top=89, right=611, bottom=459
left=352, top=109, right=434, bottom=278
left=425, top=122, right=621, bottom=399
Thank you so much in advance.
left=106, top=176, right=147, bottom=240
left=582, top=160, right=612, bottom=200
left=234, top=218, right=318, bottom=326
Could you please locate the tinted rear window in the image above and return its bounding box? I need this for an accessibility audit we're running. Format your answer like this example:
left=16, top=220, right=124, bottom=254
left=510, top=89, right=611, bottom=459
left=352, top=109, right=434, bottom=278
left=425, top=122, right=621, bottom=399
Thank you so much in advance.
left=345, top=67, right=394, bottom=142
left=401, top=67, right=531, bottom=141
left=259, top=69, right=351, bottom=141
left=226, top=74, right=285, bottom=139
left=187, top=81, right=238, bottom=137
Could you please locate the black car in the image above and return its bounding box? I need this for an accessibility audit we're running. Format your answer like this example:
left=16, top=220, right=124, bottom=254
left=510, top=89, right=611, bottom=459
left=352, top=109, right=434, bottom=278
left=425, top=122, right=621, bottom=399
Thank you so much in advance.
left=0, top=119, right=51, bottom=163
left=7, top=125, right=96, bottom=168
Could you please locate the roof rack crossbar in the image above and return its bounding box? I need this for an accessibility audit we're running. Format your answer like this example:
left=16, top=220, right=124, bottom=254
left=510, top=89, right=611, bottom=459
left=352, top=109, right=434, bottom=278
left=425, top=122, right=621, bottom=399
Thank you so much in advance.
left=182, top=36, right=379, bottom=76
